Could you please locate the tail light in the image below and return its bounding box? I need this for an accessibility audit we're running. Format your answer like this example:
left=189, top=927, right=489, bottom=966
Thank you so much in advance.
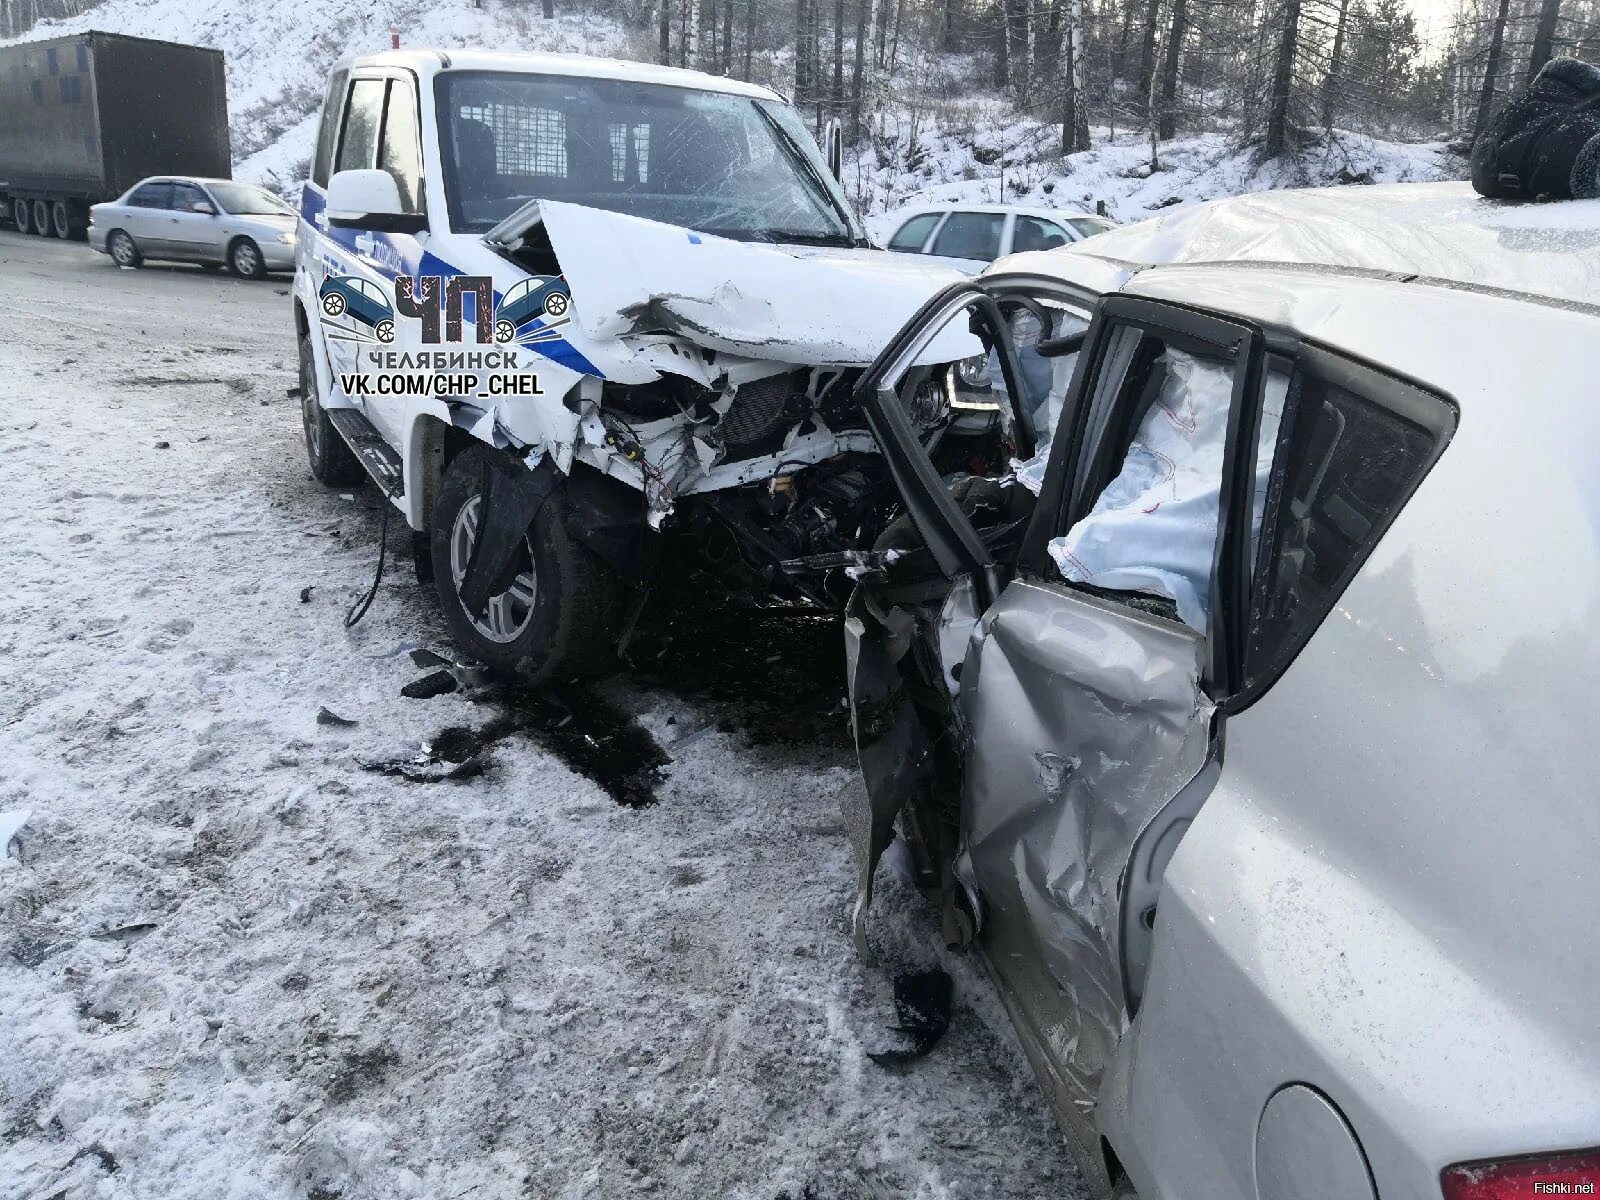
left=1442, top=1149, right=1600, bottom=1199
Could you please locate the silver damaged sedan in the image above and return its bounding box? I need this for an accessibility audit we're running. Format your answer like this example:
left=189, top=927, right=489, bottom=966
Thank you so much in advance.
left=88, top=176, right=296, bottom=278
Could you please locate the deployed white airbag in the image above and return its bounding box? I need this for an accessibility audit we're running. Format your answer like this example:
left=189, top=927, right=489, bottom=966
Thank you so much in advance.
left=1048, top=349, right=1283, bottom=632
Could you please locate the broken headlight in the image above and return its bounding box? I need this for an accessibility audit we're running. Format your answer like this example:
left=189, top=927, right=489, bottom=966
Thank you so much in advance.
left=956, top=353, right=992, bottom=388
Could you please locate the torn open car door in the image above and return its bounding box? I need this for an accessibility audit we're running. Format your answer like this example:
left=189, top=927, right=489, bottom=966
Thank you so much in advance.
left=846, top=287, right=1268, bottom=1161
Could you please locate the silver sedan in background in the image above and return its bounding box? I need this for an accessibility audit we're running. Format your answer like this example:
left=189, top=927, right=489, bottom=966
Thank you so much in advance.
left=88, top=176, right=296, bottom=279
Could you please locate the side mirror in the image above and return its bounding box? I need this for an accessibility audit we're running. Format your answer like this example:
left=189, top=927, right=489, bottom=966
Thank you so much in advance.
left=325, top=169, right=427, bottom=233
left=822, top=117, right=843, bottom=180
left=191, top=200, right=215, bottom=215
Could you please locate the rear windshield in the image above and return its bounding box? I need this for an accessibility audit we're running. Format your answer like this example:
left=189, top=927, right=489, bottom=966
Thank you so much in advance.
left=434, top=70, right=860, bottom=245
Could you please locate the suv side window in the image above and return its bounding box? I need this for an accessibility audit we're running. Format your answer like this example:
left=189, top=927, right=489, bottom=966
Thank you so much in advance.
left=378, top=78, right=424, bottom=213
left=337, top=78, right=386, bottom=174
left=312, top=69, right=350, bottom=187
left=888, top=212, right=939, bottom=252
left=129, top=182, right=172, bottom=208
left=1240, top=352, right=1455, bottom=696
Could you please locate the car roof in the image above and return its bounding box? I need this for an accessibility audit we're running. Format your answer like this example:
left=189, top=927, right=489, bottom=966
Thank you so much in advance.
left=890, top=202, right=1103, bottom=223
left=338, top=48, right=785, bottom=103
left=1065, top=181, right=1600, bottom=310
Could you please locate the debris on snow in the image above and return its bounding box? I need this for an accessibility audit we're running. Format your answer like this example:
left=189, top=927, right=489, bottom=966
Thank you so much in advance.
left=868, top=968, right=956, bottom=1067
left=315, top=706, right=356, bottom=727
left=399, top=669, right=459, bottom=700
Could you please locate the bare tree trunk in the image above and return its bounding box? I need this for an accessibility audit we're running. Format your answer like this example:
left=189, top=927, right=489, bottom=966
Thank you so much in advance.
left=1136, top=0, right=1162, bottom=117
left=875, top=0, right=889, bottom=66
left=1473, top=0, right=1511, bottom=142
left=743, top=0, right=754, bottom=78
left=542, top=0, right=554, bottom=17
left=833, top=0, right=847, bottom=119
left=942, top=0, right=959, bottom=52
left=1526, top=0, right=1563, bottom=83
left=995, top=0, right=1011, bottom=86
left=1320, top=0, right=1351, bottom=130
left=722, top=0, right=734, bottom=71
left=1062, top=0, right=1091, bottom=151
left=796, top=0, right=812, bottom=109
left=659, top=0, right=672, bottom=63
left=850, top=0, right=869, bottom=141
left=890, top=0, right=906, bottom=68
left=678, top=0, right=692, bottom=67
left=1264, top=0, right=1301, bottom=156
left=1156, top=0, right=1186, bottom=138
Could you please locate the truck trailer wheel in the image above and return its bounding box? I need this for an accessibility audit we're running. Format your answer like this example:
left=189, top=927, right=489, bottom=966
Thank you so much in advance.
left=297, top=330, right=366, bottom=487
left=32, top=200, right=50, bottom=237
left=11, top=198, right=29, bottom=234
left=107, top=230, right=141, bottom=268
left=430, top=444, right=621, bottom=683
left=51, top=200, right=75, bottom=240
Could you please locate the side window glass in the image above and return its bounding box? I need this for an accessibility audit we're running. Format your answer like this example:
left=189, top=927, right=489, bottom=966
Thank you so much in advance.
left=130, top=182, right=171, bottom=209
left=1241, top=364, right=1452, bottom=692
left=931, top=212, right=1004, bottom=261
left=379, top=78, right=424, bottom=213
left=312, top=69, right=349, bottom=187
left=1012, top=216, right=1068, bottom=254
left=888, top=212, right=939, bottom=252
left=170, top=183, right=206, bottom=212
left=337, top=78, right=385, bottom=174
left=1047, top=331, right=1242, bottom=634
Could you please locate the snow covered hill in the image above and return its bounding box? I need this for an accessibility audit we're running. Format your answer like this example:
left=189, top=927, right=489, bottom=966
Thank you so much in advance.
left=4, top=0, right=1461, bottom=226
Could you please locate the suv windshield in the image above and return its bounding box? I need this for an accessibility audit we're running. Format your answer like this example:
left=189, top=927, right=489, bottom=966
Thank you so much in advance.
left=436, top=71, right=859, bottom=245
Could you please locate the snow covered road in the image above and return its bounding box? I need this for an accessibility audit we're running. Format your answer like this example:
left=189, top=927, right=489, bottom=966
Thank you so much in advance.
left=0, top=232, right=1082, bottom=1200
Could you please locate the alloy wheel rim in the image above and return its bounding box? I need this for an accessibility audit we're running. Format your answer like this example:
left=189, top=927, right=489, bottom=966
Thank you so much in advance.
left=111, top=234, right=133, bottom=265
left=235, top=244, right=258, bottom=274
left=449, top=495, right=538, bottom=644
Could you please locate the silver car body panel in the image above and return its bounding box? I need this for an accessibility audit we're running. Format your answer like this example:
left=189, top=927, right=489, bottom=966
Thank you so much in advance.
left=955, top=579, right=1215, bottom=1169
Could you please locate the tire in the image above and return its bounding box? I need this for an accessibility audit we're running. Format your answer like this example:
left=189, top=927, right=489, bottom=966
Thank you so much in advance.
left=51, top=200, right=71, bottom=239
left=107, top=229, right=142, bottom=268
left=430, top=444, right=621, bottom=682
left=32, top=199, right=50, bottom=237
left=297, top=329, right=366, bottom=487
left=12, top=197, right=30, bottom=234
left=229, top=237, right=266, bottom=280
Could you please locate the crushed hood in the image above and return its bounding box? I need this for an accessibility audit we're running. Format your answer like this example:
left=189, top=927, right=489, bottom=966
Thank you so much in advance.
left=1067, top=181, right=1600, bottom=309
left=489, top=200, right=978, bottom=365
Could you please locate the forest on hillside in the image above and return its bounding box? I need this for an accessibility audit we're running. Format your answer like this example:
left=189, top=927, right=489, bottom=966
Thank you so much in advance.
left=3, top=0, right=1594, bottom=179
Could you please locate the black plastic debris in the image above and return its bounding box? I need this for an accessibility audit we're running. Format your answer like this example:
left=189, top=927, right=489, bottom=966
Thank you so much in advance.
left=400, top=669, right=458, bottom=700
left=316, top=707, right=356, bottom=727
left=299, top=586, right=314, bottom=604
left=868, top=968, right=954, bottom=1067
left=408, top=648, right=453, bottom=669
left=153, top=440, right=170, bottom=450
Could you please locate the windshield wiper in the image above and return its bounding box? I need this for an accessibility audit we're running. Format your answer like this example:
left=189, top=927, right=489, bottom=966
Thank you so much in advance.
left=752, top=106, right=863, bottom=247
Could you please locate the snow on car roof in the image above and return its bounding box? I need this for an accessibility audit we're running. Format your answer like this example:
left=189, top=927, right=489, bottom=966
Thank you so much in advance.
left=342, top=48, right=785, bottom=103
left=1067, top=180, right=1600, bottom=309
